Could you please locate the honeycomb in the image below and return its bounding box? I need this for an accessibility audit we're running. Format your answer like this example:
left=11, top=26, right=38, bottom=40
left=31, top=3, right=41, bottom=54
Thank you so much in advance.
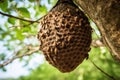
left=37, top=0, right=92, bottom=72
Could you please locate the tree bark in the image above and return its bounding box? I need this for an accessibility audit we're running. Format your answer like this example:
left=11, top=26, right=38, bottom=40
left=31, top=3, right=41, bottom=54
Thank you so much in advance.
left=74, top=0, right=120, bottom=63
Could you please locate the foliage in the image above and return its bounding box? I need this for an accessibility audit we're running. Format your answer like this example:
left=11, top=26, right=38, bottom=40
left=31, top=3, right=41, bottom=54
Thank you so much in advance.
left=19, top=47, right=120, bottom=80
left=0, top=0, right=57, bottom=67
left=0, top=0, right=120, bottom=80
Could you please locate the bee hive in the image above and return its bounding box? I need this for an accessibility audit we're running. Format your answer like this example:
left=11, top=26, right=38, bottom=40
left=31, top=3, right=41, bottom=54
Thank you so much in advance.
left=37, top=0, right=92, bottom=72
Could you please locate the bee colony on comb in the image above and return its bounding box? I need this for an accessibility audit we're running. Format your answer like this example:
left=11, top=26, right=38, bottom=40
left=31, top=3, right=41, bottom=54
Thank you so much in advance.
left=37, top=0, right=92, bottom=72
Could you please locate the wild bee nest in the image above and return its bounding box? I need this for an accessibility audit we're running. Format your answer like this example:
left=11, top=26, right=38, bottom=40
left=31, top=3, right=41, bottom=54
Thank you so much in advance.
left=37, top=0, right=92, bottom=72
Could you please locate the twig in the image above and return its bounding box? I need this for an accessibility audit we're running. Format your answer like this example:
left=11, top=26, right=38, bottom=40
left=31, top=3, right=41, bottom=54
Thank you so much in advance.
left=91, top=39, right=104, bottom=47
left=89, top=59, right=116, bottom=80
left=0, top=47, right=39, bottom=67
left=9, top=21, right=36, bottom=28
left=0, top=11, right=39, bottom=23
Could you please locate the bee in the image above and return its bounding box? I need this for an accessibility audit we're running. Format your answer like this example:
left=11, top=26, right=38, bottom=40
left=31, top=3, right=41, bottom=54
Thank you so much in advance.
left=54, top=48, right=58, bottom=55
left=68, top=36, right=72, bottom=41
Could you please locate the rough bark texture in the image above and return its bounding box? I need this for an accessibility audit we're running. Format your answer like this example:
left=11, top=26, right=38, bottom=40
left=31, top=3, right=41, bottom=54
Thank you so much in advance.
left=74, top=0, right=120, bottom=63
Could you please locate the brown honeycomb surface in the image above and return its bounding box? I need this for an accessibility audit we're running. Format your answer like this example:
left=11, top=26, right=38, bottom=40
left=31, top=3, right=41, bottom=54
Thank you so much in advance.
left=37, top=0, right=92, bottom=72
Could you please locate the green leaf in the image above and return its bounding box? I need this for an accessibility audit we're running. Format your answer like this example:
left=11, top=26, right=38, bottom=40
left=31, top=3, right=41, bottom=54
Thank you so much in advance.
left=0, top=0, right=8, bottom=12
left=22, top=27, right=31, bottom=32
left=0, top=54, right=5, bottom=60
left=48, top=0, right=51, bottom=4
left=15, top=28, right=25, bottom=40
left=8, top=17, right=16, bottom=25
left=29, top=0, right=35, bottom=2
left=17, top=7, right=30, bottom=18
left=0, top=67, right=7, bottom=72
left=34, top=5, right=47, bottom=17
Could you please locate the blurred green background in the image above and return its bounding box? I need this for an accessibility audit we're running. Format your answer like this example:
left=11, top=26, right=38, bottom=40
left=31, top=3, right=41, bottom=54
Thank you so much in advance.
left=0, top=0, right=120, bottom=80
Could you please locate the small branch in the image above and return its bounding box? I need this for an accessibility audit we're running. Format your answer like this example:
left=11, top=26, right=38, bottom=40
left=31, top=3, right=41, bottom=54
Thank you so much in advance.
left=89, top=59, right=116, bottom=80
left=0, top=47, right=39, bottom=67
left=9, top=21, right=36, bottom=28
left=91, top=39, right=104, bottom=47
left=0, top=11, right=39, bottom=23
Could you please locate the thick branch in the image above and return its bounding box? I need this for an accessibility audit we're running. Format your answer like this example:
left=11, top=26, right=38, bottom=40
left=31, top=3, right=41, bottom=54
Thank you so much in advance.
left=74, top=0, right=120, bottom=63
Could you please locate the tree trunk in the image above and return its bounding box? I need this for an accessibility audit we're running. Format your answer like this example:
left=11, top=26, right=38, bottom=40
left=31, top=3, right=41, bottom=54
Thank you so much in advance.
left=74, top=0, right=120, bottom=63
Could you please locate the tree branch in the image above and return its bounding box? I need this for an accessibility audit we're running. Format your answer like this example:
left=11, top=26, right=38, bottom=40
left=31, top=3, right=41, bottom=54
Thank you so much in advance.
left=91, top=39, right=104, bottom=47
left=9, top=21, right=36, bottom=29
left=89, top=59, right=116, bottom=80
left=0, top=46, right=39, bottom=67
left=75, top=0, right=120, bottom=62
left=0, top=11, right=40, bottom=23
